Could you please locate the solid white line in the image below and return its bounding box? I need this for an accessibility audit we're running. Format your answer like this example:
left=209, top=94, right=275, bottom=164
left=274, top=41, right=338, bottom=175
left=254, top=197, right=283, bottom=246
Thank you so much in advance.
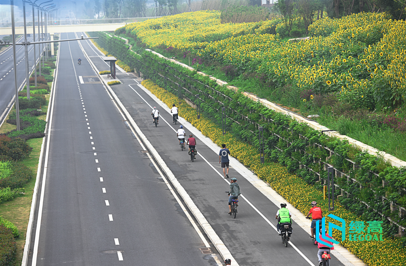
left=114, top=238, right=120, bottom=245
left=97, top=167, right=101, bottom=172
left=26, top=33, right=61, bottom=266
left=130, top=83, right=316, bottom=265
left=108, top=214, right=113, bottom=221
left=105, top=200, right=110, bottom=206
left=102, top=188, right=106, bottom=193
left=79, top=76, right=84, bottom=84
left=117, top=251, right=123, bottom=261
left=95, top=159, right=99, bottom=163
left=100, top=177, right=103, bottom=182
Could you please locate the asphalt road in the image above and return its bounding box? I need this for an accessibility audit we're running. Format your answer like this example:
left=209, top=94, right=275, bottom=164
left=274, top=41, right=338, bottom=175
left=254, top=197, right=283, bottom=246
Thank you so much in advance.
left=33, top=32, right=217, bottom=266
left=76, top=32, right=346, bottom=266
left=0, top=34, right=42, bottom=124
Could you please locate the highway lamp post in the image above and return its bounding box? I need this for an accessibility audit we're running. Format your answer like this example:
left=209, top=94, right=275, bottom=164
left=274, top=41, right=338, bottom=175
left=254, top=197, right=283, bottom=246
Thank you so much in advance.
left=10, top=0, right=21, bottom=130
left=36, top=1, right=53, bottom=77
left=222, top=106, right=226, bottom=135
left=327, top=166, right=335, bottom=211
left=195, top=94, right=200, bottom=119
left=42, top=4, right=55, bottom=64
left=258, top=126, right=264, bottom=164
left=23, top=0, right=31, bottom=100
left=31, top=1, right=37, bottom=87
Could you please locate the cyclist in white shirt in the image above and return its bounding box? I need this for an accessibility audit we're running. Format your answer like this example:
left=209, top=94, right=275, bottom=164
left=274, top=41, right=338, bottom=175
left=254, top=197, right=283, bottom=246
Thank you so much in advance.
left=177, top=125, right=186, bottom=144
left=171, top=104, right=178, bottom=123
left=151, top=107, right=159, bottom=124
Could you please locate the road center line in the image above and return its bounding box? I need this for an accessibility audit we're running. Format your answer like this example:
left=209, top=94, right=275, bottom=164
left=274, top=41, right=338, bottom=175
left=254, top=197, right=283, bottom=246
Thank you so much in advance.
left=114, top=238, right=120, bottom=245
left=105, top=200, right=110, bottom=206
left=117, top=251, right=123, bottom=261
left=108, top=214, right=113, bottom=221
left=100, top=177, right=103, bottom=182
left=102, top=188, right=106, bottom=193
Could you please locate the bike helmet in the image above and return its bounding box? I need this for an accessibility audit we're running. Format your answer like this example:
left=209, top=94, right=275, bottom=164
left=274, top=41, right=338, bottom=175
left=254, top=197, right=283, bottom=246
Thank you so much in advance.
left=173, top=104, right=176, bottom=106
left=180, top=125, right=183, bottom=129
left=153, top=106, right=156, bottom=109
left=311, top=201, right=317, bottom=206
left=280, top=203, right=287, bottom=208
left=231, top=177, right=237, bottom=181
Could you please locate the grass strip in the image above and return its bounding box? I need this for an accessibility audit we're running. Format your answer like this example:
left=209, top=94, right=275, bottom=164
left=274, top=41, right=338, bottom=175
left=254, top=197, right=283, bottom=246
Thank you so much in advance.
left=141, top=79, right=406, bottom=265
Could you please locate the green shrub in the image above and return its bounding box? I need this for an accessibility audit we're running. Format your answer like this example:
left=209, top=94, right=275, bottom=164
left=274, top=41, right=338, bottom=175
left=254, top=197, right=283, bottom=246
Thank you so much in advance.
left=43, top=74, right=53, bottom=82
left=0, top=136, right=32, bottom=161
left=29, top=84, right=50, bottom=91
left=0, top=224, right=17, bottom=266
left=0, top=217, right=19, bottom=238
left=0, top=162, right=11, bottom=180
left=18, top=95, right=46, bottom=109
left=0, top=161, right=32, bottom=189
left=30, top=89, right=48, bottom=95
left=99, top=70, right=111, bottom=75
left=41, top=66, right=51, bottom=75
left=0, top=187, right=24, bottom=204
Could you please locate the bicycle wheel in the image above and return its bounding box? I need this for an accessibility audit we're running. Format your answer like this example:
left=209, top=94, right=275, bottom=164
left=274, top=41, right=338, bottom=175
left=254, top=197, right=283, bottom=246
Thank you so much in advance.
left=181, top=142, right=184, bottom=151
left=233, top=204, right=237, bottom=219
left=191, top=153, right=194, bottom=162
left=284, top=235, right=288, bottom=247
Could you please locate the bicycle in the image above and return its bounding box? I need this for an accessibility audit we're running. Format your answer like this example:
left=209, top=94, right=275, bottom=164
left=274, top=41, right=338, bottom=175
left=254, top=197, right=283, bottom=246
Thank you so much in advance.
left=78, top=60, right=81, bottom=65
left=180, top=139, right=185, bottom=151
left=320, top=249, right=331, bottom=266
left=153, top=117, right=158, bottom=127
left=225, top=191, right=238, bottom=219
left=189, top=146, right=197, bottom=162
left=306, top=217, right=320, bottom=245
left=280, top=223, right=292, bottom=247
left=173, top=114, right=178, bottom=125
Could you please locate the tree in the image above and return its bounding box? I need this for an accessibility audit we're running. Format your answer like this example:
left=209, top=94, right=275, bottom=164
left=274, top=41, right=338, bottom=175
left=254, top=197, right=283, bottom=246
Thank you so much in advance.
left=276, top=0, right=295, bottom=28
left=168, top=0, right=179, bottom=14
left=297, top=0, right=319, bottom=32
left=248, top=0, right=261, bottom=5
left=94, top=0, right=101, bottom=18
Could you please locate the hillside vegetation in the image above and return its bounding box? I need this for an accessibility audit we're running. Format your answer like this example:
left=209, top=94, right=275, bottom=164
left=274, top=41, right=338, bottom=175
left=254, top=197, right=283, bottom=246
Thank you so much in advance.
left=119, top=10, right=406, bottom=160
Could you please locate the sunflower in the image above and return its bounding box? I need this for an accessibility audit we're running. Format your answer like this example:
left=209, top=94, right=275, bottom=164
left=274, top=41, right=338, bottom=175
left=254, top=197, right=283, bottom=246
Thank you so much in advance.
left=379, top=52, right=383, bottom=56
left=326, top=80, right=332, bottom=85
left=343, top=59, right=347, bottom=63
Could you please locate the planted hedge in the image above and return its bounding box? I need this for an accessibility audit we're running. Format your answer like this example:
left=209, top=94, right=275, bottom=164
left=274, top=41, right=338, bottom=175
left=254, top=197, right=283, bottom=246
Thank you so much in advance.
left=0, top=135, right=32, bottom=161
left=142, top=79, right=406, bottom=265
left=0, top=217, right=19, bottom=238
left=92, top=31, right=406, bottom=235
left=0, top=224, right=16, bottom=266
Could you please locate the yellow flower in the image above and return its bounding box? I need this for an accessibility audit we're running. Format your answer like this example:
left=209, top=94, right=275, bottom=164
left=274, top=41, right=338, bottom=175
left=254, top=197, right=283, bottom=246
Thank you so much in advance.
left=361, top=95, right=364, bottom=98
left=310, top=95, right=314, bottom=100
left=379, top=52, right=383, bottom=56
left=326, top=80, right=332, bottom=85
left=343, top=59, right=347, bottom=63
left=303, top=99, right=307, bottom=102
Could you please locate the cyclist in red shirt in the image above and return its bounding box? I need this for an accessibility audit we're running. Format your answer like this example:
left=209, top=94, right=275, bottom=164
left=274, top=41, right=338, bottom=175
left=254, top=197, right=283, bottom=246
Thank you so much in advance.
left=306, top=201, right=323, bottom=239
left=187, top=134, right=196, bottom=153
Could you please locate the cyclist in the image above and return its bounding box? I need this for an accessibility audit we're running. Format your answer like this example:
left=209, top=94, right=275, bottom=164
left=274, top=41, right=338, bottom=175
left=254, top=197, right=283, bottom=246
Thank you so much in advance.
left=219, top=144, right=230, bottom=179
left=275, top=203, right=292, bottom=235
left=317, top=229, right=335, bottom=266
left=306, top=201, right=323, bottom=239
left=228, top=177, right=240, bottom=215
left=171, top=104, right=178, bottom=123
left=177, top=125, right=186, bottom=145
left=78, top=58, right=81, bottom=65
left=151, top=107, right=159, bottom=124
left=187, top=134, right=196, bottom=153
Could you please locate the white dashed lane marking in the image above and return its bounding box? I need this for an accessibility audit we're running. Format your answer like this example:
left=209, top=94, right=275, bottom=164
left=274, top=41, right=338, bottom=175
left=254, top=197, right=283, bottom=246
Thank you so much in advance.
left=97, top=167, right=101, bottom=172
left=114, top=238, right=120, bottom=245
left=100, top=177, right=103, bottom=182
left=117, top=251, right=123, bottom=261
left=108, top=214, right=113, bottom=221
left=105, top=200, right=110, bottom=206
left=95, top=159, right=99, bottom=163
left=102, top=188, right=106, bottom=193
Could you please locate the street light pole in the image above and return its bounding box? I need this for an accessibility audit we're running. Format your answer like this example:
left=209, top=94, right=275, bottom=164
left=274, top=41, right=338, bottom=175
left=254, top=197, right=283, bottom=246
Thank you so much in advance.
left=259, top=126, right=264, bottom=163
left=11, top=0, right=20, bottom=131
left=23, top=0, right=30, bottom=100
left=32, top=3, right=37, bottom=86
left=37, top=7, right=41, bottom=77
